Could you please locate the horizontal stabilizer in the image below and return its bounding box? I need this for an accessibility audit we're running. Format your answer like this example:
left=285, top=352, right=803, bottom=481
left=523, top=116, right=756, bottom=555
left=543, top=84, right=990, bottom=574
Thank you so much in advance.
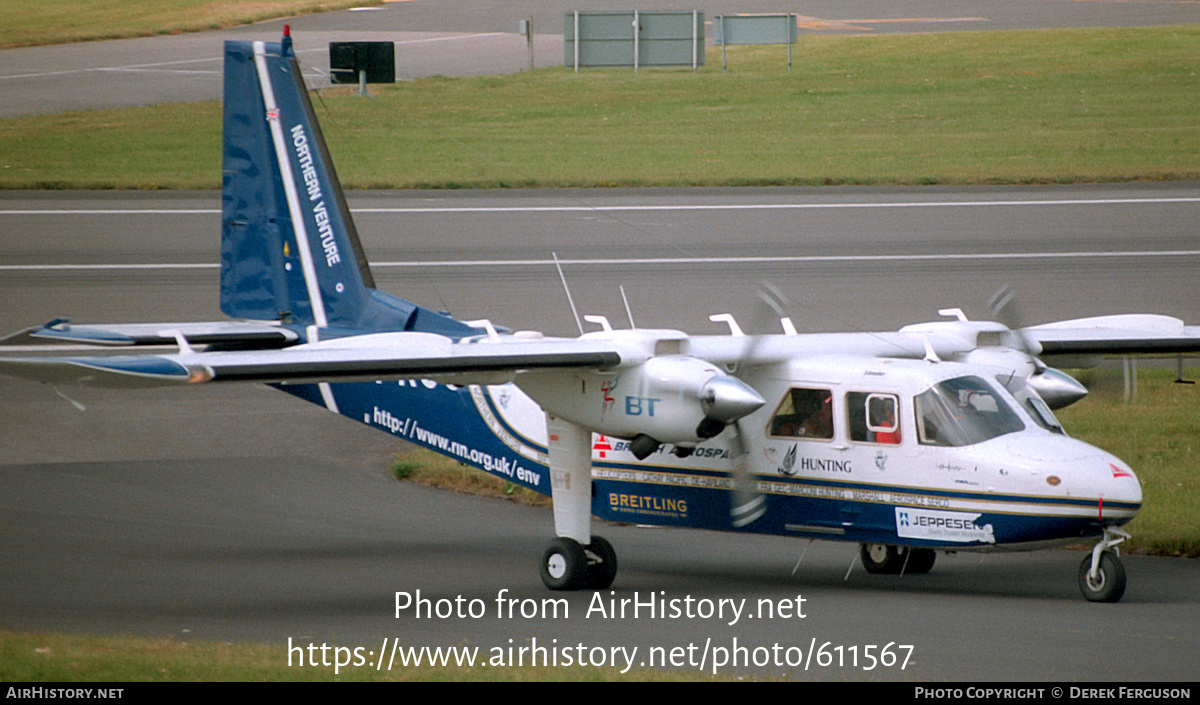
left=0, top=356, right=196, bottom=388
left=1, top=320, right=299, bottom=348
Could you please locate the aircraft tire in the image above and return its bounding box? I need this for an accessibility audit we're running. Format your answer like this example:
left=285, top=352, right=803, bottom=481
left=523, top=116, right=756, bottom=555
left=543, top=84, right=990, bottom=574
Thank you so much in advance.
left=1078, top=551, right=1126, bottom=603
left=540, top=537, right=589, bottom=590
left=585, top=536, right=618, bottom=589
left=860, top=543, right=905, bottom=574
left=905, top=548, right=937, bottom=574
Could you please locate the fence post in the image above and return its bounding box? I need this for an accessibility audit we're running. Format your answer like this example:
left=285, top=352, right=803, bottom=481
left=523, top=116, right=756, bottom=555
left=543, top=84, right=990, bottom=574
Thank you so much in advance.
left=633, top=10, right=640, bottom=72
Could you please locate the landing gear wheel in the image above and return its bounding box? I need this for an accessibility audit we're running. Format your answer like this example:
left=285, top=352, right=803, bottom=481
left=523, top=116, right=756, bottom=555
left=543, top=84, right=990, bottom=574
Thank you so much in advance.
left=860, top=543, right=905, bottom=574
left=584, top=536, right=618, bottom=589
left=905, top=548, right=937, bottom=575
left=540, top=537, right=588, bottom=591
left=1078, top=551, right=1126, bottom=603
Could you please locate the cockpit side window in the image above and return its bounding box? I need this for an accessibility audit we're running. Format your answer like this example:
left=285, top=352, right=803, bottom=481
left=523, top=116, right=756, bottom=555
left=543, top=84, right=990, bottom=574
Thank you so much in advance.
left=847, top=392, right=901, bottom=444
left=995, top=374, right=1066, bottom=435
left=915, top=376, right=1025, bottom=447
left=769, top=388, right=833, bottom=440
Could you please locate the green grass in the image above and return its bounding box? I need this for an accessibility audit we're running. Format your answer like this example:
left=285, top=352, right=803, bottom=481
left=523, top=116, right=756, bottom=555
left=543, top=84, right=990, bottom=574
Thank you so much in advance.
left=2, top=25, right=1198, bottom=189
left=0, top=0, right=380, bottom=48
left=392, top=449, right=551, bottom=508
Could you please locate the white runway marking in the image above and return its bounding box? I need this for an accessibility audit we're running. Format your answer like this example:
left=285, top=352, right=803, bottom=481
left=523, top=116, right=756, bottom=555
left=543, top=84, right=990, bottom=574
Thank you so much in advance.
left=3, top=250, right=1199, bottom=272
left=4, top=193, right=1196, bottom=271
left=0, top=55, right=222, bottom=82
left=3, top=195, right=1198, bottom=216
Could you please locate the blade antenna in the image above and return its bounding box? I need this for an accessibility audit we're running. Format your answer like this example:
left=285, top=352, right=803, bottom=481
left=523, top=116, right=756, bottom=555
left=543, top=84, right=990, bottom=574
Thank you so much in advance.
left=620, top=285, right=636, bottom=329
left=553, top=252, right=585, bottom=336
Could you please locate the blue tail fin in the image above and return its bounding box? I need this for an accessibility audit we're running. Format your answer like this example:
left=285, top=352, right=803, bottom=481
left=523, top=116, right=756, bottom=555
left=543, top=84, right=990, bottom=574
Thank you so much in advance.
left=220, top=34, right=475, bottom=338
left=220, top=35, right=366, bottom=327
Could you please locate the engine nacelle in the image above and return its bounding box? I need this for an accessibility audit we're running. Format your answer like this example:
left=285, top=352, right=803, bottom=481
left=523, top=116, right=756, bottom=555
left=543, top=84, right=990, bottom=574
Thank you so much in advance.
left=517, top=355, right=764, bottom=446
left=956, top=347, right=1087, bottom=409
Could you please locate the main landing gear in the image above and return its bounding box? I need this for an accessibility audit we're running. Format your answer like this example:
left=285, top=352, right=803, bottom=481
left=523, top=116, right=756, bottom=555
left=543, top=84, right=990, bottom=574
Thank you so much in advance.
left=540, top=536, right=618, bottom=590
left=540, top=417, right=619, bottom=591
left=859, top=543, right=937, bottom=575
left=1078, top=527, right=1129, bottom=603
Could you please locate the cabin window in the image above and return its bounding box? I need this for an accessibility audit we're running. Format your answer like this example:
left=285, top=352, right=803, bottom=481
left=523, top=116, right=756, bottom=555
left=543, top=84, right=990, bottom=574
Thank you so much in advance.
left=848, top=392, right=901, bottom=444
left=769, top=388, right=833, bottom=440
left=914, top=376, right=1025, bottom=447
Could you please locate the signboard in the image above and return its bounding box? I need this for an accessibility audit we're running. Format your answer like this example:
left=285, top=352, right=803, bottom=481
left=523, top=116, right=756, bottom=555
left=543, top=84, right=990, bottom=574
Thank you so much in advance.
left=712, top=15, right=798, bottom=71
left=330, top=42, right=395, bottom=85
left=565, top=11, right=704, bottom=70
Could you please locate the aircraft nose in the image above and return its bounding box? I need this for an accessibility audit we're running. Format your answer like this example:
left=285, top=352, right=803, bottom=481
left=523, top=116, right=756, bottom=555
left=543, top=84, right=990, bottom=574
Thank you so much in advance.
left=1103, top=457, right=1143, bottom=505
left=1094, top=452, right=1142, bottom=524
left=1008, top=437, right=1142, bottom=517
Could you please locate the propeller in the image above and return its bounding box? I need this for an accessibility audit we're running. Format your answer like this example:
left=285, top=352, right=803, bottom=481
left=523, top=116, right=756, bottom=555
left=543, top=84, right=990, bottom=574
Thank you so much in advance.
left=987, top=286, right=1087, bottom=409
left=723, top=280, right=794, bottom=528
left=728, top=416, right=766, bottom=527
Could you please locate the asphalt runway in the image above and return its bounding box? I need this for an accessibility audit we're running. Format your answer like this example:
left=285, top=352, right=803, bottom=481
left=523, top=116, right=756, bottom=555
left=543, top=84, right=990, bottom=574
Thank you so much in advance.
left=5, top=185, right=1198, bottom=336
left=2, top=186, right=1199, bottom=680
left=2, top=0, right=1197, bottom=116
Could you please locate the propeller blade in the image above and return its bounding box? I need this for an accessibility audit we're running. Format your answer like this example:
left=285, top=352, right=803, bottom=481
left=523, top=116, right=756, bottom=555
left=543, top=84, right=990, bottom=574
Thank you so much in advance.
left=988, top=285, right=1038, bottom=354
left=988, top=285, right=1085, bottom=408
left=728, top=417, right=766, bottom=528
left=752, top=280, right=791, bottom=335
left=723, top=280, right=787, bottom=528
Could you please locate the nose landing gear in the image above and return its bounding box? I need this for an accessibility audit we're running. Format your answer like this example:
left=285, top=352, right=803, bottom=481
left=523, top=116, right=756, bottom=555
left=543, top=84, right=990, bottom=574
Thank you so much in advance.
left=1079, top=527, right=1130, bottom=603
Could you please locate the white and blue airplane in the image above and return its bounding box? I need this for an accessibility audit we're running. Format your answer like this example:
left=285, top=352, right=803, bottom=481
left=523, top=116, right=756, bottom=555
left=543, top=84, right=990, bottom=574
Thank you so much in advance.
left=4, top=32, right=1199, bottom=602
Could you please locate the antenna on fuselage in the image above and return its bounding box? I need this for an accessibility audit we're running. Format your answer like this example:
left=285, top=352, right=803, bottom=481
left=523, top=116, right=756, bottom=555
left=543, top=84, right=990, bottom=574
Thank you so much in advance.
left=552, top=253, right=585, bottom=336
left=620, top=285, right=636, bottom=329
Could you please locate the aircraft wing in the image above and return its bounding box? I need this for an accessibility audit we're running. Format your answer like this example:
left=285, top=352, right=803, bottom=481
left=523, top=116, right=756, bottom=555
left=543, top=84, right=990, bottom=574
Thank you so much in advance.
left=1023, top=315, right=1200, bottom=356
left=0, top=332, right=625, bottom=389
left=1, top=319, right=299, bottom=348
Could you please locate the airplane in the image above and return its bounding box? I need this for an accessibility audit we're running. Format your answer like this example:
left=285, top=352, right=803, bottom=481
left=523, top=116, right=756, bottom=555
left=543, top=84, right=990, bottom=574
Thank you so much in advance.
left=3, top=30, right=1199, bottom=603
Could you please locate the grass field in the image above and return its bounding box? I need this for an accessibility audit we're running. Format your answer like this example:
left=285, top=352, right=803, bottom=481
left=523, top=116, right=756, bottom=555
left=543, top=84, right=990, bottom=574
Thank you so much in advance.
left=0, top=0, right=378, bottom=48
left=1, top=25, right=1198, bottom=189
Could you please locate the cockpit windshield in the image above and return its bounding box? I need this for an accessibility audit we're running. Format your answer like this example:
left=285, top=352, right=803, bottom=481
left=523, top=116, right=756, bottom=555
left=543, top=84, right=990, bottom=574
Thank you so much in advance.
left=915, top=376, right=1026, bottom=447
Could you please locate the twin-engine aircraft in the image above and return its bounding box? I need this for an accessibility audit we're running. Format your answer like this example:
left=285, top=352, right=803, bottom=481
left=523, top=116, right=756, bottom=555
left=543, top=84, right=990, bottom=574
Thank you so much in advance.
left=4, top=33, right=1199, bottom=602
